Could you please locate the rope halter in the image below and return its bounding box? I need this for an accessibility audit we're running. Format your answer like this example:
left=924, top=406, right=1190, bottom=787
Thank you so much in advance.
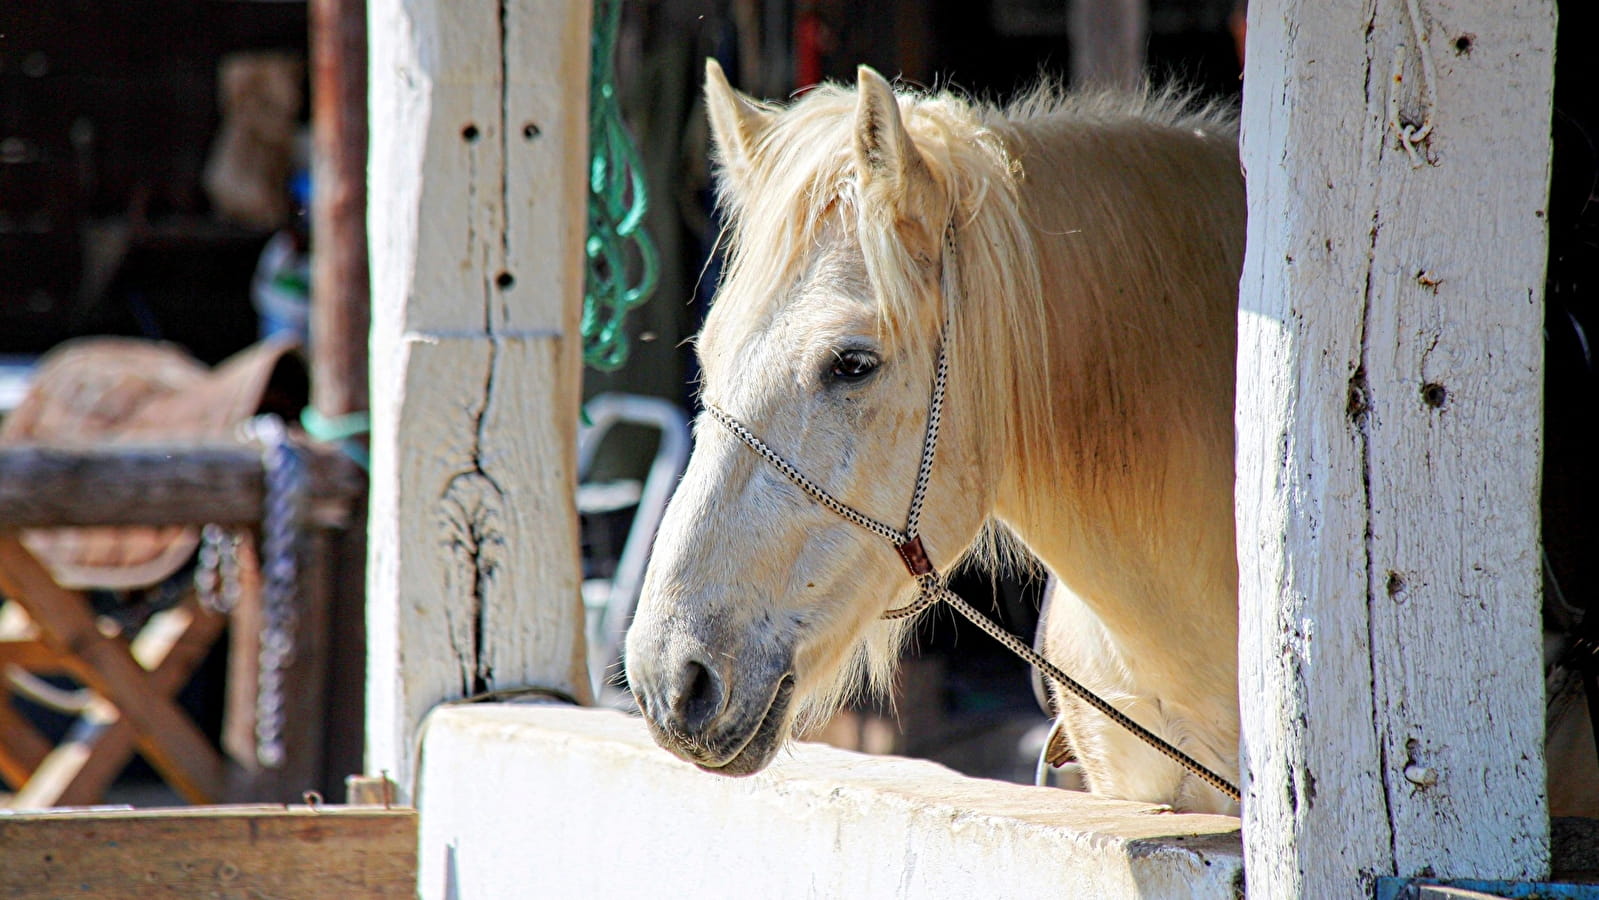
left=702, top=225, right=1241, bottom=804
left=705, top=331, right=948, bottom=621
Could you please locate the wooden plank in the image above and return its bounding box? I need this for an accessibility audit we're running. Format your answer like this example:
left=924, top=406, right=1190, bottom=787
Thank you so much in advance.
left=345, top=773, right=396, bottom=805
left=279, top=526, right=332, bottom=798
left=320, top=497, right=368, bottom=796
left=0, top=443, right=363, bottom=528
left=1235, top=0, right=1555, bottom=895
left=0, top=636, right=67, bottom=672
left=0, top=537, right=225, bottom=803
left=222, top=535, right=265, bottom=788
left=0, top=805, right=417, bottom=898
left=366, top=0, right=593, bottom=796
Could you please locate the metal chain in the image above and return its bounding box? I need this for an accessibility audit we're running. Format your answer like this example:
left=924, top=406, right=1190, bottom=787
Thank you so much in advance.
left=706, top=224, right=1242, bottom=803
left=243, top=414, right=306, bottom=769
left=195, top=524, right=243, bottom=615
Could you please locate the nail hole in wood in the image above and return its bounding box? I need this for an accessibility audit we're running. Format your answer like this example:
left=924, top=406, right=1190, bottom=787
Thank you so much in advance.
left=1453, top=34, right=1474, bottom=56
left=462, top=124, right=480, bottom=142
left=495, top=271, right=515, bottom=289
left=1421, top=382, right=1447, bottom=408
left=1347, top=368, right=1369, bottom=422
left=523, top=122, right=541, bottom=140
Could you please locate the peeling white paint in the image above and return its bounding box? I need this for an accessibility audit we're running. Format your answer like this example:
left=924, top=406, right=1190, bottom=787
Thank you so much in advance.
left=1237, top=0, right=1554, bottom=895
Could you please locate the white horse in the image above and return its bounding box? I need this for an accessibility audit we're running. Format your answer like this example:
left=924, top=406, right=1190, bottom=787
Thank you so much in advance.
left=626, top=60, right=1245, bottom=813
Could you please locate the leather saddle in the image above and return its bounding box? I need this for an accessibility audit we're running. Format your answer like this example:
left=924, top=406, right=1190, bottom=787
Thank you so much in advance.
left=0, top=337, right=307, bottom=590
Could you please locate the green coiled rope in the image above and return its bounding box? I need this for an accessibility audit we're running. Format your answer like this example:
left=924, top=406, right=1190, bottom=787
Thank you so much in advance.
left=585, top=0, right=659, bottom=372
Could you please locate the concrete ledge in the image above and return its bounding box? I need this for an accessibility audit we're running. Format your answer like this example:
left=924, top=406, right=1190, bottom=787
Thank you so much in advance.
left=416, top=705, right=1243, bottom=899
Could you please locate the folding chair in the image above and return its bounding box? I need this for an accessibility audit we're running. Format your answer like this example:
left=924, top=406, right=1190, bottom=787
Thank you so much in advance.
left=0, top=537, right=228, bottom=805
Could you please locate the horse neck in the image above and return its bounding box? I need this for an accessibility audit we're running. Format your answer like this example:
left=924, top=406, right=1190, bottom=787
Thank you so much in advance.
left=980, top=107, right=1244, bottom=643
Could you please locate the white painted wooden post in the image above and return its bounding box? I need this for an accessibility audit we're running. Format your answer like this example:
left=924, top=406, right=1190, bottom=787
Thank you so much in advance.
left=366, top=0, right=594, bottom=796
left=1236, top=0, right=1555, bottom=895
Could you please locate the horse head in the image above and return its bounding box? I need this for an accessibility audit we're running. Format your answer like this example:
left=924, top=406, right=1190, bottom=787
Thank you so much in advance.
left=624, top=62, right=1009, bottom=775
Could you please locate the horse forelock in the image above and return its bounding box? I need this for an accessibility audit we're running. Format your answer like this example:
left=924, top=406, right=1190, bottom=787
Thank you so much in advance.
left=707, top=79, right=1045, bottom=431
left=712, top=87, right=997, bottom=309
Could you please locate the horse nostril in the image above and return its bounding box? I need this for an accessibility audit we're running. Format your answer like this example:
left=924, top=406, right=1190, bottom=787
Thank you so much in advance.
left=671, top=659, right=724, bottom=732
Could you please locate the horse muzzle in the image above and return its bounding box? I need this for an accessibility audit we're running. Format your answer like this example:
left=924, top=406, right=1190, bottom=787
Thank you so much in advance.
left=628, top=634, right=796, bottom=776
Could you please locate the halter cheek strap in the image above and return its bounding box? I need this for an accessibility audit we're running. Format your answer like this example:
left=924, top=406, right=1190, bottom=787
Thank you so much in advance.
left=704, top=327, right=949, bottom=618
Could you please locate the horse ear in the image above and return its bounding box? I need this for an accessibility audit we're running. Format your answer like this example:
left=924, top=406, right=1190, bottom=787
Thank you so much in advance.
left=704, top=58, right=773, bottom=191
left=853, top=66, right=941, bottom=261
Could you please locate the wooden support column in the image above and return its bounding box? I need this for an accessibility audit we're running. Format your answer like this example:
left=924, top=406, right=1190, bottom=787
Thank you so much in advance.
left=366, top=0, right=594, bottom=796
left=308, top=0, right=371, bottom=798
left=310, top=0, right=370, bottom=422
left=1236, top=0, right=1555, bottom=896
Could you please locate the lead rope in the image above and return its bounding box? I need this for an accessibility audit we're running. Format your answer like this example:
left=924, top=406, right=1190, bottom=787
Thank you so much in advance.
left=706, top=227, right=1241, bottom=805
left=931, top=582, right=1239, bottom=802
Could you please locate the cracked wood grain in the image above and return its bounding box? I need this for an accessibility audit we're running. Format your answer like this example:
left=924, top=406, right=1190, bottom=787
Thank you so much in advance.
left=366, top=0, right=593, bottom=797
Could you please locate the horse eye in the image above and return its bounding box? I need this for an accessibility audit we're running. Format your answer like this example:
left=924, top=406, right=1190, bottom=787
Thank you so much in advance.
left=829, top=349, right=880, bottom=382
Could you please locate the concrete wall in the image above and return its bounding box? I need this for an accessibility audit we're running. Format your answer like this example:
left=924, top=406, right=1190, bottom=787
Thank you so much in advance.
left=416, top=705, right=1243, bottom=899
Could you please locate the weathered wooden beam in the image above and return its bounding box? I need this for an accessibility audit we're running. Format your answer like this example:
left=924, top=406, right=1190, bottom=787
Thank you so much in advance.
left=309, top=0, right=370, bottom=425
left=0, top=805, right=417, bottom=898
left=0, top=442, right=363, bottom=528
left=1236, top=0, right=1555, bottom=895
left=307, top=0, right=373, bottom=791
left=366, top=0, right=594, bottom=796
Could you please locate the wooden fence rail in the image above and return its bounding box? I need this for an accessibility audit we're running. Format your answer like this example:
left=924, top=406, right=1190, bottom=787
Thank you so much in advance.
left=0, top=442, right=363, bottom=528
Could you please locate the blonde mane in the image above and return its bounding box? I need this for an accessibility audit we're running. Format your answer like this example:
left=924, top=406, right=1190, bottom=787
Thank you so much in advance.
left=708, top=77, right=1243, bottom=730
